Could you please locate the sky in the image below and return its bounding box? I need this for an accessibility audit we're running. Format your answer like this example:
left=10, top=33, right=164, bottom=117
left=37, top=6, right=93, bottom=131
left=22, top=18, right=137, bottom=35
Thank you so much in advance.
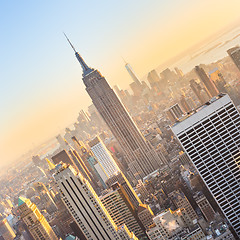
left=1, top=0, right=240, bottom=167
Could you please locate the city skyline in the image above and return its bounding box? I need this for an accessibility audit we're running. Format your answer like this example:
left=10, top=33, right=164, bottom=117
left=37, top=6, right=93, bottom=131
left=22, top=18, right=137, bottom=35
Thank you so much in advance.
left=1, top=0, right=240, bottom=167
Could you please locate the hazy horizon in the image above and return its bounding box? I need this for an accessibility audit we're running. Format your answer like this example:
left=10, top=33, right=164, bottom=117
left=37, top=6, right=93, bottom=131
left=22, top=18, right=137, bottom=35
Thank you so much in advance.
left=1, top=0, right=240, bottom=167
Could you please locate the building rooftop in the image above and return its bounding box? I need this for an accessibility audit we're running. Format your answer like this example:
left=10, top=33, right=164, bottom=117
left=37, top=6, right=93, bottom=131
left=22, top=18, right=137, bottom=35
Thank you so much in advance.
left=171, top=93, right=230, bottom=135
left=18, top=196, right=28, bottom=206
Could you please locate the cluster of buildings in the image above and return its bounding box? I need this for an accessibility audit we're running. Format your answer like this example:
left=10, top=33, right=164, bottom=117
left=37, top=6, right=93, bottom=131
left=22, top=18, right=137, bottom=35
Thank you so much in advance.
left=0, top=40, right=240, bottom=240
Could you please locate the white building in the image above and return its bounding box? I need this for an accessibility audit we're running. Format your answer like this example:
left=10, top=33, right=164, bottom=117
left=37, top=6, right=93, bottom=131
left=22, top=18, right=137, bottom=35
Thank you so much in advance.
left=172, top=94, right=240, bottom=237
left=89, top=136, right=120, bottom=178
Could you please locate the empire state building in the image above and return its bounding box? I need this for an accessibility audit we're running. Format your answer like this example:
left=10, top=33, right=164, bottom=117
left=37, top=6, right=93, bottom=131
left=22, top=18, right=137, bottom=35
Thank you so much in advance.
left=65, top=35, right=165, bottom=179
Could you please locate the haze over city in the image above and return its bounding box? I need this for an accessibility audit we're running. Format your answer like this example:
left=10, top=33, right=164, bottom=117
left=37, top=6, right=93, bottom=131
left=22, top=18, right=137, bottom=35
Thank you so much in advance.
left=2, top=1, right=240, bottom=240
left=1, top=0, right=240, bottom=167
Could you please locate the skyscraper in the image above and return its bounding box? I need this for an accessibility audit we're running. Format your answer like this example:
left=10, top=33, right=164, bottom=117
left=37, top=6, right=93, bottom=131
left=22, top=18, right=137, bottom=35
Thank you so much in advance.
left=195, top=66, right=219, bottom=98
left=88, top=136, right=119, bottom=177
left=227, top=46, right=240, bottom=71
left=0, top=218, right=16, bottom=240
left=171, top=93, right=240, bottom=237
left=124, top=62, right=141, bottom=86
left=100, top=183, right=146, bottom=238
left=190, top=79, right=210, bottom=105
left=147, top=70, right=161, bottom=90
left=105, top=171, right=142, bottom=209
left=65, top=34, right=165, bottom=179
left=53, top=163, right=124, bottom=240
left=209, top=68, right=227, bottom=93
left=18, top=197, right=58, bottom=240
left=166, top=103, right=184, bottom=123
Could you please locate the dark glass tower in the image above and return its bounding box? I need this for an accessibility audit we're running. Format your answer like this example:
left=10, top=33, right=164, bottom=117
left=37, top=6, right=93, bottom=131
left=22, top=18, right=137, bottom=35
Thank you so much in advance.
left=65, top=35, right=165, bottom=179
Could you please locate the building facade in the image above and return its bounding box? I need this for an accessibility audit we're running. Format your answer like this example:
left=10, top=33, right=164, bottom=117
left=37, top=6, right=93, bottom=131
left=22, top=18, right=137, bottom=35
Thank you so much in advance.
left=65, top=35, right=165, bottom=179
left=172, top=94, right=240, bottom=237
left=53, top=164, right=121, bottom=240
left=17, top=197, right=58, bottom=240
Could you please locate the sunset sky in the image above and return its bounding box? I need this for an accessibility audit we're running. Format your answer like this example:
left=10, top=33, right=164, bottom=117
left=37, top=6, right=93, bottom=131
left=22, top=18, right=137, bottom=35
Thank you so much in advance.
left=1, top=0, right=240, bottom=166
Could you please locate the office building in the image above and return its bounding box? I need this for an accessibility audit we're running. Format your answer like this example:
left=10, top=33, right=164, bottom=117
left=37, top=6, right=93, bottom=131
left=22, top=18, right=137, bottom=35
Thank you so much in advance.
left=125, top=63, right=141, bottom=86
left=147, top=70, right=161, bottom=90
left=105, top=171, right=142, bottom=209
left=88, top=136, right=119, bottom=177
left=52, top=193, right=75, bottom=238
left=64, top=35, right=165, bottom=179
left=190, top=79, right=210, bottom=105
left=209, top=68, right=227, bottom=93
left=18, top=197, right=58, bottom=240
left=137, top=204, right=154, bottom=230
left=100, top=183, right=145, bottom=238
left=169, top=191, right=198, bottom=225
left=195, top=66, right=219, bottom=98
left=71, top=136, right=107, bottom=189
left=166, top=103, right=184, bottom=123
left=52, top=149, right=97, bottom=189
left=171, top=93, right=240, bottom=237
left=56, top=134, right=68, bottom=150
left=194, top=193, right=215, bottom=222
left=135, top=180, right=149, bottom=202
left=180, top=94, right=193, bottom=113
left=227, top=46, right=240, bottom=71
left=117, top=225, right=139, bottom=240
left=33, top=182, right=58, bottom=215
left=0, top=218, right=16, bottom=240
left=53, top=163, right=121, bottom=240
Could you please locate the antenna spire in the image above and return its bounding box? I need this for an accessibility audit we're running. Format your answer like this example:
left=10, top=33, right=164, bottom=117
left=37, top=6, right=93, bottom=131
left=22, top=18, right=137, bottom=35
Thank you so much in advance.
left=121, top=56, right=127, bottom=65
left=63, top=32, right=76, bottom=53
left=63, top=32, right=93, bottom=76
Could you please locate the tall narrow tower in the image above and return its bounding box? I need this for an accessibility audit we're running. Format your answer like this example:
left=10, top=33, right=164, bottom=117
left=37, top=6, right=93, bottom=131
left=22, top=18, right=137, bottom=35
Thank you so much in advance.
left=124, top=62, right=141, bottom=86
left=195, top=66, right=219, bottom=98
left=64, top=35, right=165, bottom=179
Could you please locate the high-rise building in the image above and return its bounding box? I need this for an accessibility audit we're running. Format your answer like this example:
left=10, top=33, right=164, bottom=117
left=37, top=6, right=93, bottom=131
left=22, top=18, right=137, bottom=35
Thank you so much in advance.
left=53, top=163, right=121, bottom=240
left=52, top=193, right=75, bottom=238
left=137, top=204, right=154, bottom=230
left=52, top=149, right=94, bottom=186
left=65, top=35, right=165, bottom=179
left=100, top=183, right=146, bottom=238
left=169, top=191, right=198, bottom=225
left=147, top=70, right=161, bottom=90
left=117, top=224, right=139, bottom=240
left=180, top=94, right=193, bottom=113
left=18, top=197, right=58, bottom=240
left=195, top=66, right=219, bottom=98
left=190, top=79, right=210, bottom=105
left=166, top=103, right=184, bottom=123
left=194, top=193, right=215, bottom=223
left=209, top=68, right=227, bottom=93
left=0, top=218, right=16, bottom=240
left=33, top=182, right=58, bottom=215
left=135, top=180, right=149, bottom=202
left=227, top=46, right=240, bottom=71
left=171, top=93, right=240, bottom=237
left=125, top=63, right=141, bottom=86
left=105, top=171, right=142, bottom=209
left=56, top=134, right=68, bottom=150
left=88, top=136, right=119, bottom=177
